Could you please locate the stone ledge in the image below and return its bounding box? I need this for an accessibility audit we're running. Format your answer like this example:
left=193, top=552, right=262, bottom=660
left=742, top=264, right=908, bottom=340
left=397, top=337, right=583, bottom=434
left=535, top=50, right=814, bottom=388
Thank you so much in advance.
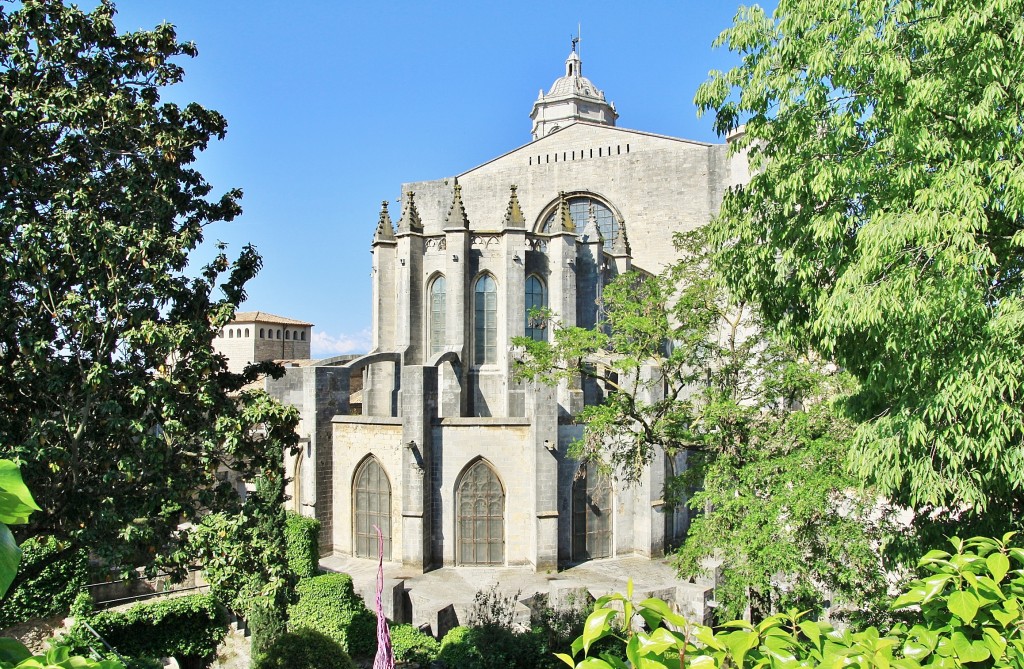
left=434, top=416, right=531, bottom=426
left=332, top=415, right=403, bottom=425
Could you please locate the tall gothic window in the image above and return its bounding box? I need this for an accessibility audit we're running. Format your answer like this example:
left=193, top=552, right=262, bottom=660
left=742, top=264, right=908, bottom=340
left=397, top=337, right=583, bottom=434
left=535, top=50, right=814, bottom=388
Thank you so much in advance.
left=457, top=460, right=505, bottom=565
left=525, top=275, right=546, bottom=342
left=474, top=275, right=497, bottom=365
left=429, top=276, right=446, bottom=356
left=572, top=462, right=612, bottom=561
left=353, top=457, right=391, bottom=560
left=543, top=196, right=618, bottom=250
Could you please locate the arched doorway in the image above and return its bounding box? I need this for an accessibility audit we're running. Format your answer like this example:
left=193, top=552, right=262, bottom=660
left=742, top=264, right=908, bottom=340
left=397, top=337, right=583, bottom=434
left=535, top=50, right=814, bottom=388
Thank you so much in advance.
left=352, top=457, right=392, bottom=560
left=456, top=460, right=505, bottom=565
left=572, top=462, right=612, bottom=561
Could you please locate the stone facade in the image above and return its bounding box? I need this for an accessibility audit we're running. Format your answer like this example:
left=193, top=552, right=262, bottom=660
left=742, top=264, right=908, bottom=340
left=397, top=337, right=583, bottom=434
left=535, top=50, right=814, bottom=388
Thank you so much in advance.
left=259, top=51, right=748, bottom=580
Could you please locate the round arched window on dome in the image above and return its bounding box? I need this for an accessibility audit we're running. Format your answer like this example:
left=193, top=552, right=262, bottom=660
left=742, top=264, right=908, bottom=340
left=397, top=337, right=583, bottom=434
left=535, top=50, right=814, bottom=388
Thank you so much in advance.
left=542, top=196, right=618, bottom=251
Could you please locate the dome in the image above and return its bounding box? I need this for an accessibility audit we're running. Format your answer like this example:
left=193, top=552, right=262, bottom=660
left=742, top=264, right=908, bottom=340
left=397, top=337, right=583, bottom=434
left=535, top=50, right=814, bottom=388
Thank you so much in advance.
left=545, top=51, right=607, bottom=101
left=529, top=48, right=618, bottom=140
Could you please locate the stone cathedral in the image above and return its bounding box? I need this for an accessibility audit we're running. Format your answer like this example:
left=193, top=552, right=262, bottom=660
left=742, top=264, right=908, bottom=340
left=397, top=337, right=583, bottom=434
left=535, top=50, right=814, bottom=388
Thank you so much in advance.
left=261, top=47, right=749, bottom=573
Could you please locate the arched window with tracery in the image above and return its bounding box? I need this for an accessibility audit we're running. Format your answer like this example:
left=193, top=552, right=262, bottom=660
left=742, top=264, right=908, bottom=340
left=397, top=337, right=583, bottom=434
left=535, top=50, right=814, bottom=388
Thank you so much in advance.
left=457, top=460, right=504, bottom=565
left=542, top=196, right=618, bottom=250
left=429, top=275, right=446, bottom=356
left=474, top=275, right=497, bottom=365
left=353, top=457, right=392, bottom=560
left=572, top=462, right=612, bottom=561
left=525, top=275, right=546, bottom=341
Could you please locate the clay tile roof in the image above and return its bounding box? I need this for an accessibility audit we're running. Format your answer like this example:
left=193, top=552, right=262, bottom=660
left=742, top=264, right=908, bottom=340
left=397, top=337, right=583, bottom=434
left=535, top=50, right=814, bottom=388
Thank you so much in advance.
left=230, top=311, right=314, bottom=326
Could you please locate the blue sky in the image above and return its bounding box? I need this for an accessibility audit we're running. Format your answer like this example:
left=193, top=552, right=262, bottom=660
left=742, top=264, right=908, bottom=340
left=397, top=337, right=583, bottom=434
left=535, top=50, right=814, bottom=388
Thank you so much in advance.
left=107, top=1, right=772, bottom=357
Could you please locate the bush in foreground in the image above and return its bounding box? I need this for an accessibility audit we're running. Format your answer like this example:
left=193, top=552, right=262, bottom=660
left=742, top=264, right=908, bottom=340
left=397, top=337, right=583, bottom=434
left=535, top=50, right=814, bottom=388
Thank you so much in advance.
left=288, top=573, right=375, bottom=659
left=64, top=593, right=227, bottom=669
left=390, top=624, right=440, bottom=666
left=252, top=628, right=353, bottom=669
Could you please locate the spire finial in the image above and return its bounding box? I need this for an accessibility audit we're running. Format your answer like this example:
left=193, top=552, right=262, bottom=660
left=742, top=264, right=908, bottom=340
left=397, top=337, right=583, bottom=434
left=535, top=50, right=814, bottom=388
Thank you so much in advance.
left=397, top=190, right=422, bottom=233
left=581, top=203, right=603, bottom=243
left=373, top=200, right=395, bottom=243
left=503, top=184, right=525, bottom=229
left=444, top=178, right=470, bottom=229
left=611, top=218, right=631, bottom=256
left=556, top=192, right=575, bottom=233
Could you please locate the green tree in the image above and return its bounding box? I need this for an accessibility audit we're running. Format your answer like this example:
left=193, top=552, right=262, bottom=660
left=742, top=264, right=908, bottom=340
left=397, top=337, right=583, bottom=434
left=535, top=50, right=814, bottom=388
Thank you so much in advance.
left=0, top=0, right=298, bottom=590
left=515, top=229, right=890, bottom=619
left=696, top=1, right=1024, bottom=532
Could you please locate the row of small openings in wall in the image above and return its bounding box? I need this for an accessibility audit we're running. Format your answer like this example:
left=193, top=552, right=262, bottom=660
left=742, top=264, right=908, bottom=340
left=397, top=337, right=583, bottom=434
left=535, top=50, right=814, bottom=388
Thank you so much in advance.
left=529, top=143, right=629, bottom=166
left=223, top=327, right=307, bottom=341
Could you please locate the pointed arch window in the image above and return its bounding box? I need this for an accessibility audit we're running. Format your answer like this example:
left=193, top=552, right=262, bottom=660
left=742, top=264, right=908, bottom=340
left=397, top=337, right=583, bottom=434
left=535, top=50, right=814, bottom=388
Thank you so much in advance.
left=542, top=196, right=618, bottom=250
left=457, top=460, right=505, bottom=565
left=474, top=275, right=497, bottom=365
left=429, top=275, right=446, bottom=356
left=353, top=457, right=392, bottom=560
left=572, top=462, right=612, bottom=561
left=525, top=275, right=547, bottom=342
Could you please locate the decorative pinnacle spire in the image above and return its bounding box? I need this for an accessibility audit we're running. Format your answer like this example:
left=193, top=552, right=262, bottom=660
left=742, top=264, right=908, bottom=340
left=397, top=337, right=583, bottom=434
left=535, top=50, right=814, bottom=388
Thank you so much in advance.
left=444, top=178, right=470, bottom=229
left=556, top=192, right=575, bottom=233
left=397, top=190, right=422, bottom=233
left=581, top=203, right=603, bottom=243
left=611, top=218, right=631, bottom=256
left=373, top=200, right=395, bottom=243
left=503, top=185, right=525, bottom=228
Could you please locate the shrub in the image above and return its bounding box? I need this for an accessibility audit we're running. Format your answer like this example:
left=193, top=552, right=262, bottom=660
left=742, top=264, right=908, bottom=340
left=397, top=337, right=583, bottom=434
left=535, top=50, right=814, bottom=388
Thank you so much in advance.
left=284, top=512, right=320, bottom=579
left=251, top=628, right=354, bottom=669
left=0, top=536, right=88, bottom=628
left=436, top=626, right=484, bottom=669
left=390, top=624, right=439, bottom=666
left=64, top=593, right=227, bottom=669
left=288, top=573, right=375, bottom=659
left=435, top=624, right=543, bottom=669
left=248, top=597, right=286, bottom=664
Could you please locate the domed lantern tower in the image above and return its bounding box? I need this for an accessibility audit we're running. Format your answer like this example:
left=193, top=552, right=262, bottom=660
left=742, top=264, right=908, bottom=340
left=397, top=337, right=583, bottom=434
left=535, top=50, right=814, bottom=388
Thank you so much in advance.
left=529, top=43, right=618, bottom=140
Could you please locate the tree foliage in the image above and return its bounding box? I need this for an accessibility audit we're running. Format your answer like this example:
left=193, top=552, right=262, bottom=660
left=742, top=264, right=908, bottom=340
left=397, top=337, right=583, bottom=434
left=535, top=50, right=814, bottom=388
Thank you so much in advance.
left=515, top=229, right=889, bottom=618
left=0, top=0, right=299, bottom=586
left=697, top=0, right=1024, bottom=529
left=557, top=534, right=1024, bottom=669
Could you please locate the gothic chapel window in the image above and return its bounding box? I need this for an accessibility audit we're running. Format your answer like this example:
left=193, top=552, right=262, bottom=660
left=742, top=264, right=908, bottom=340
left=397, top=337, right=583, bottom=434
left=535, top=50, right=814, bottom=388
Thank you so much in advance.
left=457, top=460, right=505, bottom=565
left=353, top=457, right=392, bottom=560
left=525, top=275, right=546, bottom=341
left=474, top=275, right=497, bottom=365
left=429, top=276, right=446, bottom=356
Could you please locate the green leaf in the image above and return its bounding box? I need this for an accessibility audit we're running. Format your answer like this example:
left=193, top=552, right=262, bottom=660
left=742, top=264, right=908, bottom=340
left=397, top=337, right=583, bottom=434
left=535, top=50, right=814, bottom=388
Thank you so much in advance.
left=577, top=658, right=617, bottom=669
left=987, top=552, right=1010, bottom=583
left=639, top=597, right=689, bottom=629
left=582, top=608, right=617, bottom=654
left=0, top=638, right=31, bottom=665
left=947, top=590, right=980, bottom=625
left=950, top=631, right=990, bottom=663
left=554, top=652, right=576, bottom=667
left=0, top=461, right=40, bottom=525
left=720, top=629, right=759, bottom=667
left=892, top=588, right=926, bottom=610
left=982, top=627, right=1007, bottom=659
left=690, top=656, right=718, bottom=669
left=0, top=523, right=21, bottom=599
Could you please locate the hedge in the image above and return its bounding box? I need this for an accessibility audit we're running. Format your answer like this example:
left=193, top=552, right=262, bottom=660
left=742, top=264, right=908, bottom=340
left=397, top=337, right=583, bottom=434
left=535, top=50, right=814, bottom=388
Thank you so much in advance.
left=284, top=512, right=320, bottom=579
left=288, top=573, right=375, bottom=659
left=0, top=536, right=88, bottom=629
left=64, top=593, right=227, bottom=669
left=252, top=628, right=354, bottom=669
left=390, top=624, right=440, bottom=666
